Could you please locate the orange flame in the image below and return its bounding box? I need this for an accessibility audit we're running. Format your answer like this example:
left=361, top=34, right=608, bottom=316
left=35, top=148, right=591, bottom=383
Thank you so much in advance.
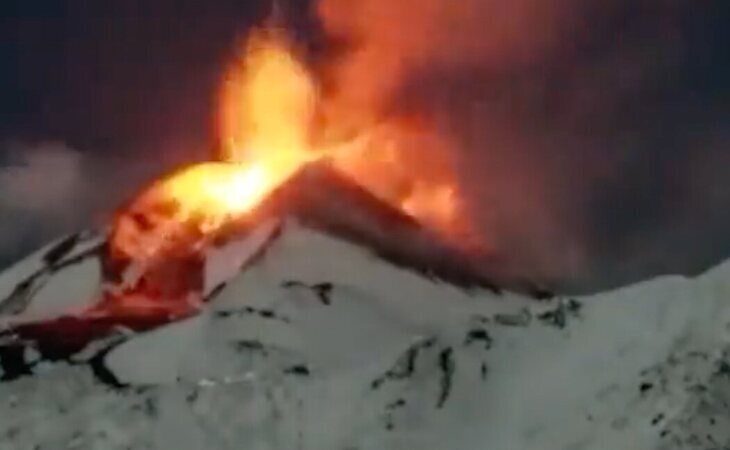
left=219, top=29, right=317, bottom=165
left=111, top=30, right=317, bottom=263
left=111, top=27, right=466, bottom=269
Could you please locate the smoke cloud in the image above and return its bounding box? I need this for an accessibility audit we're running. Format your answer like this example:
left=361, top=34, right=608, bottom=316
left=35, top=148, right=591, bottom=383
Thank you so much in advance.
left=0, top=142, right=88, bottom=266
left=0, top=141, right=192, bottom=268
left=0, top=1, right=726, bottom=293
left=314, top=0, right=730, bottom=291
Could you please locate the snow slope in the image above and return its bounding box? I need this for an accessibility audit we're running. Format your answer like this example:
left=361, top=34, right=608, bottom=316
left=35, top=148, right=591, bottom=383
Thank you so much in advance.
left=0, top=230, right=103, bottom=322
left=0, top=221, right=729, bottom=449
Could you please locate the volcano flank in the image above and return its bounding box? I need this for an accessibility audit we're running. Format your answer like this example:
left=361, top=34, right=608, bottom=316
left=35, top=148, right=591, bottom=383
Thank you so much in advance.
left=0, top=161, right=498, bottom=360
left=0, top=160, right=730, bottom=450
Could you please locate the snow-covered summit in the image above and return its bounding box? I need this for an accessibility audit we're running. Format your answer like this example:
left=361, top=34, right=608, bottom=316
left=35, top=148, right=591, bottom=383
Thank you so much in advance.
left=0, top=165, right=729, bottom=449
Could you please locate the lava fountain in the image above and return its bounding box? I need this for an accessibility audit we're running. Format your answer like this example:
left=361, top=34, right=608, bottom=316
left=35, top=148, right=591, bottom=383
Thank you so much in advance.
left=110, top=26, right=467, bottom=277
left=0, top=25, right=478, bottom=346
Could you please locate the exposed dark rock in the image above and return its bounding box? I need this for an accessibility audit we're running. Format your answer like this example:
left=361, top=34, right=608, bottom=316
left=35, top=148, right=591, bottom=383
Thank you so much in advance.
left=527, top=285, right=555, bottom=301
left=0, top=274, right=45, bottom=316
left=386, top=398, right=407, bottom=410
left=537, top=299, right=583, bottom=330
left=214, top=306, right=290, bottom=323
left=88, top=343, right=129, bottom=390
left=49, top=244, right=103, bottom=274
left=282, top=280, right=334, bottom=305
left=284, top=365, right=311, bottom=376
left=43, top=233, right=81, bottom=266
left=464, top=328, right=493, bottom=350
left=566, top=299, right=583, bottom=316
left=436, top=348, right=455, bottom=409
left=204, top=283, right=227, bottom=303
left=0, top=334, right=129, bottom=389
left=186, top=388, right=200, bottom=404
left=383, top=398, right=407, bottom=431
left=0, top=311, right=180, bottom=387
left=0, top=241, right=103, bottom=317
left=372, top=338, right=436, bottom=390
left=0, top=346, right=34, bottom=382
left=651, top=413, right=665, bottom=426
left=715, top=360, right=730, bottom=378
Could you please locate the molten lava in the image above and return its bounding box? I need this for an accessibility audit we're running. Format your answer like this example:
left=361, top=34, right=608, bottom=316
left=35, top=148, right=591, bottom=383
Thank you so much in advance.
left=111, top=29, right=320, bottom=266
left=0, top=25, right=478, bottom=349
left=219, top=29, right=317, bottom=165
left=111, top=27, right=466, bottom=274
left=0, top=16, right=497, bottom=360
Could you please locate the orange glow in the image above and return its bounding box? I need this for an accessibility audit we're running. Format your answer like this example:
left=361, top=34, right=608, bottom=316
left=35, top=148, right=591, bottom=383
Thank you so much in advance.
left=112, top=30, right=319, bottom=264
left=111, top=27, right=468, bottom=268
left=219, top=28, right=318, bottom=168
left=112, top=161, right=286, bottom=264
left=403, top=184, right=457, bottom=226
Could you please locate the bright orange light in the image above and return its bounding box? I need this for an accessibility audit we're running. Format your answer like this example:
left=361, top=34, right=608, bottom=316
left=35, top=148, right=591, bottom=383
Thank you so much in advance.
left=112, top=29, right=319, bottom=264
left=403, top=184, right=457, bottom=227
left=111, top=161, right=287, bottom=264
left=159, top=162, right=267, bottom=225
left=219, top=28, right=317, bottom=168
left=111, top=26, right=469, bottom=268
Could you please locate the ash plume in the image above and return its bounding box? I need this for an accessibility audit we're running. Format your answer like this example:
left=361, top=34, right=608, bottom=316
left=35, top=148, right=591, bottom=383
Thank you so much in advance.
left=314, top=0, right=730, bottom=292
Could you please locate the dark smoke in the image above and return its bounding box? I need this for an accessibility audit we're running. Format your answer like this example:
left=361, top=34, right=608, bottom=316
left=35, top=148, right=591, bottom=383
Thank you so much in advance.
left=0, top=0, right=727, bottom=294
left=315, top=0, right=730, bottom=292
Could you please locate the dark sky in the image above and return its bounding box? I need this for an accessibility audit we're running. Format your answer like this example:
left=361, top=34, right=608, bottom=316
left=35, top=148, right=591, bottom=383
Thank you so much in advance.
left=0, top=0, right=728, bottom=292
left=0, top=1, right=269, bottom=149
left=0, top=0, right=274, bottom=267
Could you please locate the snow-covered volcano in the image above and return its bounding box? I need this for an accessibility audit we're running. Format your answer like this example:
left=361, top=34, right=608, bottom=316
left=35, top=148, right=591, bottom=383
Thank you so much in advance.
left=0, top=164, right=729, bottom=450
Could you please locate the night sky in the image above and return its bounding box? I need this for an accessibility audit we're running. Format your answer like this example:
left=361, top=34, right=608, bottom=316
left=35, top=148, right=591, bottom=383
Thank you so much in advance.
left=0, top=0, right=728, bottom=292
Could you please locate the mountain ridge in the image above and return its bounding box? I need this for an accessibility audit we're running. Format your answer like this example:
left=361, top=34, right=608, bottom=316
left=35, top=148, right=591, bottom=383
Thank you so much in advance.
left=0, top=164, right=728, bottom=449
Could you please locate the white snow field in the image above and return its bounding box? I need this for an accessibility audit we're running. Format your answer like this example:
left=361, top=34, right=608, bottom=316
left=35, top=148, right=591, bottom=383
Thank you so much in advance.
left=0, top=164, right=728, bottom=450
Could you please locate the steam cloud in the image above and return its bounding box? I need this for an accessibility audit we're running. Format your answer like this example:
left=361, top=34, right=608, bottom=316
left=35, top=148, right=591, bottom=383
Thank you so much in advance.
left=0, top=141, right=182, bottom=268
left=0, top=142, right=88, bottom=266
left=315, top=0, right=730, bottom=291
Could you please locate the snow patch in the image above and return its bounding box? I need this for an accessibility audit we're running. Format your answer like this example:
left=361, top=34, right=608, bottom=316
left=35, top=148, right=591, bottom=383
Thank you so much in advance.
left=20, top=257, right=101, bottom=320
left=0, top=221, right=729, bottom=449
left=203, top=218, right=281, bottom=297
